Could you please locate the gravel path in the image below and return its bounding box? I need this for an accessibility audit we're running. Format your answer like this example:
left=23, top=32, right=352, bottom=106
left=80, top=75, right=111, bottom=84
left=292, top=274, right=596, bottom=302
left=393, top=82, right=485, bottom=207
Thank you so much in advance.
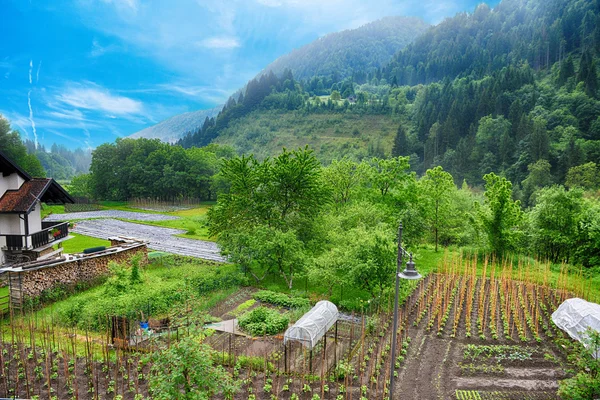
left=45, top=210, right=179, bottom=221
left=71, top=219, right=225, bottom=262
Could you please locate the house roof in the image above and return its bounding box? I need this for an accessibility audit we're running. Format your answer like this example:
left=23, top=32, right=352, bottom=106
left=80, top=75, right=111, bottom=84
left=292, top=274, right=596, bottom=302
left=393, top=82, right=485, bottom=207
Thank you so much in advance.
left=0, top=149, right=32, bottom=180
left=0, top=178, right=75, bottom=214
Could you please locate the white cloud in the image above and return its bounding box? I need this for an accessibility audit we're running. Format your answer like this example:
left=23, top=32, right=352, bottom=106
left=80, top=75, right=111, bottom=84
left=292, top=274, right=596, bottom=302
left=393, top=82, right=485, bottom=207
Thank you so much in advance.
left=90, top=38, right=121, bottom=57
left=159, top=83, right=231, bottom=103
left=28, top=59, right=33, bottom=84
left=57, top=82, right=143, bottom=115
left=27, top=90, right=38, bottom=148
left=36, top=61, right=41, bottom=83
left=198, top=36, right=241, bottom=49
left=46, top=108, right=85, bottom=121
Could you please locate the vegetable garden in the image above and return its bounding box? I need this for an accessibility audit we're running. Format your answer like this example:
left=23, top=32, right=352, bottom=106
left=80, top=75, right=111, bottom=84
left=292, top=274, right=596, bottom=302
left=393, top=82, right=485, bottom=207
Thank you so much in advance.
left=0, top=254, right=592, bottom=399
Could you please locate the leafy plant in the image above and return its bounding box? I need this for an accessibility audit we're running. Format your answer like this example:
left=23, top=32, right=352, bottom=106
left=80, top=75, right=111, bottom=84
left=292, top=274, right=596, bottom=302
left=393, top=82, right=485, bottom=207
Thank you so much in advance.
left=238, top=307, right=289, bottom=336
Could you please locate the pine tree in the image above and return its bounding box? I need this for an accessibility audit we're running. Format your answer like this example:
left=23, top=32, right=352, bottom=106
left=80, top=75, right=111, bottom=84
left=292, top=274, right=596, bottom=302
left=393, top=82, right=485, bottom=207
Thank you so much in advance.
left=557, top=55, right=575, bottom=86
left=392, top=124, right=409, bottom=157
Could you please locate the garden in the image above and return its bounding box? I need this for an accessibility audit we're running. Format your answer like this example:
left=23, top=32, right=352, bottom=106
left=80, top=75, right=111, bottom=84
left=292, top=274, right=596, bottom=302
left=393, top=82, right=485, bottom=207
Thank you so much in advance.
left=0, top=252, right=596, bottom=399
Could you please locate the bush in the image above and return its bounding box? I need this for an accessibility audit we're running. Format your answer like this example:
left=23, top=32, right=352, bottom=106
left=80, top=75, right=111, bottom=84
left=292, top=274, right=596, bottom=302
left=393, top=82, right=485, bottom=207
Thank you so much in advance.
left=558, top=328, right=600, bottom=399
left=52, top=258, right=242, bottom=331
left=238, top=307, right=289, bottom=336
left=253, top=290, right=310, bottom=308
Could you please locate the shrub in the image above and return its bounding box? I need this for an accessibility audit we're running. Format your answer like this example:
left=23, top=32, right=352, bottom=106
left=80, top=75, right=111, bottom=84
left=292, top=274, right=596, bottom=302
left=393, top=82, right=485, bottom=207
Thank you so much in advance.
left=253, top=290, right=310, bottom=308
left=238, top=307, right=289, bottom=336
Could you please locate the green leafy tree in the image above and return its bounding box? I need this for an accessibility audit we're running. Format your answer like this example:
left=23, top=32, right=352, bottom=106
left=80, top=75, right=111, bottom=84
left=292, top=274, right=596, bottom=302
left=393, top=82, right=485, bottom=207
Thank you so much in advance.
left=209, top=147, right=329, bottom=239
left=148, top=332, right=238, bottom=400
left=476, top=173, right=523, bottom=256
left=521, top=159, right=553, bottom=206
left=347, top=225, right=396, bottom=298
left=68, top=173, right=92, bottom=198
left=330, top=90, right=341, bottom=101
left=322, top=158, right=366, bottom=205
left=574, top=200, right=600, bottom=268
left=420, top=166, right=455, bottom=251
left=220, top=225, right=305, bottom=289
left=566, top=162, right=599, bottom=190
left=0, top=114, right=45, bottom=177
left=367, top=156, right=410, bottom=197
left=529, top=186, right=583, bottom=263
left=558, top=328, right=600, bottom=400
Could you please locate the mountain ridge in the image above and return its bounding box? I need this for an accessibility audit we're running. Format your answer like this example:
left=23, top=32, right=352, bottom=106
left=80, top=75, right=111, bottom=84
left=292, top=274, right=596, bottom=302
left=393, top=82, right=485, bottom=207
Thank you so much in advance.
left=129, top=105, right=222, bottom=143
left=258, top=16, right=430, bottom=81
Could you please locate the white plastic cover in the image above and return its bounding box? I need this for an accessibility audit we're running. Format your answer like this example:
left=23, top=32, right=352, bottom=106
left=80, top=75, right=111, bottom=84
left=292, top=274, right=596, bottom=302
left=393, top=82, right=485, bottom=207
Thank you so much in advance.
left=284, top=300, right=338, bottom=349
left=552, top=298, right=600, bottom=358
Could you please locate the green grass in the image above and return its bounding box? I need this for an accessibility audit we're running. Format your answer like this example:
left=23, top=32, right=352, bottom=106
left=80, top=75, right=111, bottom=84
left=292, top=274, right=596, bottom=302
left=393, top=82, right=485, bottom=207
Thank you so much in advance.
left=214, top=109, right=401, bottom=163
left=0, top=286, right=8, bottom=313
left=56, top=233, right=111, bottom=254
left=41, top=204, right=65, bottom=218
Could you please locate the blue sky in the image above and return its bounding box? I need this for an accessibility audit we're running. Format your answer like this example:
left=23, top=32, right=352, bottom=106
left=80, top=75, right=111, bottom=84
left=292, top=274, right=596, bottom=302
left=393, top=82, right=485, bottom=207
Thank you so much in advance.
left=0, top=0, right=498, bottom=150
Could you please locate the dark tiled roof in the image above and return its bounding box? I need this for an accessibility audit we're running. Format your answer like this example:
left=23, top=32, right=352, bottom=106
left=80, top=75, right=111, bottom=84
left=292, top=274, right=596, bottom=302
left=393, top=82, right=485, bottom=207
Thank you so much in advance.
left=0, top=178, right=75, bottom=213
left=0, top=179, right=51, bottom=213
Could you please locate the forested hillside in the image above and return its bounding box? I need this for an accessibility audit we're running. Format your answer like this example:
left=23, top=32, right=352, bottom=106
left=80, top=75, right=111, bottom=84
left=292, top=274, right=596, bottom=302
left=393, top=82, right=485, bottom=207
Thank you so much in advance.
left=24, top=141, right=91, bottom=180
left=382, top=0, right=596, bottom=84
left=179, top=0, right=599, bottom=199
left=261, top=16, right=429, bottom=81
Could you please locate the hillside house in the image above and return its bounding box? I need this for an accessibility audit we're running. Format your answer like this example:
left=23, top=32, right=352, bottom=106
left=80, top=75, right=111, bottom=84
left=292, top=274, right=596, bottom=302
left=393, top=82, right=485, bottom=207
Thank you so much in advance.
left=0, top=150, right=74, bottom=266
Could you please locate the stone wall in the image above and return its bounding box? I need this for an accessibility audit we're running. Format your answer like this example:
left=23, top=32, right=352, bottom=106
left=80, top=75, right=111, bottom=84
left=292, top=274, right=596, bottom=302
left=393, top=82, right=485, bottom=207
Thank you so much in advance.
left=17, top=244, right=148, bottom=299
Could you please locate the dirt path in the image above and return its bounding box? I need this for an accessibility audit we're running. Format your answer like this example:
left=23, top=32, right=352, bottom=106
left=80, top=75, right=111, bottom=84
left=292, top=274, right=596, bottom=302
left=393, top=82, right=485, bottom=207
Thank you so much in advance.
left=71, top=219, right=225, bottom=261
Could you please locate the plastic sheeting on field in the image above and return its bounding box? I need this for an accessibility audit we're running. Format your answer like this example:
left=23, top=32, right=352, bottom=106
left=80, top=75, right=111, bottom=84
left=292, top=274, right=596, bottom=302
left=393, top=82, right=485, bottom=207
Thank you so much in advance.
left=551, top=298, right=600, bottom=359
left=284, top=300, right=338, bottom=350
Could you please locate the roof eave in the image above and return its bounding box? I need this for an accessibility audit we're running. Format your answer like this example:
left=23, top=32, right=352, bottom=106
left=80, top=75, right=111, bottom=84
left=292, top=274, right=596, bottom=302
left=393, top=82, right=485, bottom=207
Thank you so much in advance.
left=0, top=149, right=32, bottom=181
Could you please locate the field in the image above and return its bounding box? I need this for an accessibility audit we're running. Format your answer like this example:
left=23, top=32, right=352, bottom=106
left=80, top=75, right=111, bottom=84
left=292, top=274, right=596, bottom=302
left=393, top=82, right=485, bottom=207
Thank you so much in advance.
left=0, top=253, right=588, bottom=400
left=214, top=109, right=401, bottom=162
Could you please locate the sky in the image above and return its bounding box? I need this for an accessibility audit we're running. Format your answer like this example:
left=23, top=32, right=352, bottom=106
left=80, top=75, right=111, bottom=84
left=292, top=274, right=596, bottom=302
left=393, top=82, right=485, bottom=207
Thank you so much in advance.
left=0, top=0, right=498, bottom=150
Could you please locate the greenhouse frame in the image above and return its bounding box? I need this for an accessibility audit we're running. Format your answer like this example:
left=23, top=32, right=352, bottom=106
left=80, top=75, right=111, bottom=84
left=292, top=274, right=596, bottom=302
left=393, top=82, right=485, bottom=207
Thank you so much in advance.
left=284, top=300, right=338, bottom=350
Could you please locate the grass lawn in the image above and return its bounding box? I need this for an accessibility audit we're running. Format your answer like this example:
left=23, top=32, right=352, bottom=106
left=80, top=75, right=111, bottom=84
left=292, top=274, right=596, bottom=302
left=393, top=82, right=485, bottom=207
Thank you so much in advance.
left=56, top=233, right=111, bottom=254
left=41, top=204, right=65, bottom=218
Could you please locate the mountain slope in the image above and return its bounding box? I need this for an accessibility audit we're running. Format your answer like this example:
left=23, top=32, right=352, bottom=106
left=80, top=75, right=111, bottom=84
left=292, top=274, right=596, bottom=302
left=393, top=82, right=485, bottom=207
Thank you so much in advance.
left=382, top=0, right=599, bottom=85
left=129, top=106, right=222, bottom=143
left=260, top=16, right=430, bottom=81
left=213, top=109, right=400, bottom=163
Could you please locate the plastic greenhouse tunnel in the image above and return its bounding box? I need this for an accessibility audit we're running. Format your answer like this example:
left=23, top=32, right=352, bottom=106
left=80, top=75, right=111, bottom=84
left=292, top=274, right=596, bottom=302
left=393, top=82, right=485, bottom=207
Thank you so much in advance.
left=284, top=300, right=338, bottom=350
left=552, top=298, right=600, bottom=359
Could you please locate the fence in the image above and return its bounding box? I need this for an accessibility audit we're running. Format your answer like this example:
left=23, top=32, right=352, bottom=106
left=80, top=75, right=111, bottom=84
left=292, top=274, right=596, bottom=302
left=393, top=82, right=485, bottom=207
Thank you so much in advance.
left=128, top=197, right=202, bottom=211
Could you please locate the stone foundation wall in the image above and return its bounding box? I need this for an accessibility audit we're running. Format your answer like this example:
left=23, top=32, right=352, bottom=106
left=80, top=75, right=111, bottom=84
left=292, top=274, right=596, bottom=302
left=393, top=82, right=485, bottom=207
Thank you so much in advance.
left=18, top=244, right=148, bottom=299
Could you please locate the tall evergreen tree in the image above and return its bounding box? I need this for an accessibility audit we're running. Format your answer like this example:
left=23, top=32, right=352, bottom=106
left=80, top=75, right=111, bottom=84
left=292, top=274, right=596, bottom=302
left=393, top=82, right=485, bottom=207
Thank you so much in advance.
left=391, top=124, right=409, bottom=157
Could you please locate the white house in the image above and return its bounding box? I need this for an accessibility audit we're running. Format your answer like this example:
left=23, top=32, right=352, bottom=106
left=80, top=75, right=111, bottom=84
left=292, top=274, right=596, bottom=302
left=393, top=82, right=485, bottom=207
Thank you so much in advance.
left=0, top=150, right=74, bottom=265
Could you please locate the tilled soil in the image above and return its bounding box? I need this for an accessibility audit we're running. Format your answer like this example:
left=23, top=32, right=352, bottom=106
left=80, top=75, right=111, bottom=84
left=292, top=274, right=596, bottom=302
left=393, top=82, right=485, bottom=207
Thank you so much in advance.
left=391, top=274, right=565, bottom=400
left=71, top=218, right=225, bottom=261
